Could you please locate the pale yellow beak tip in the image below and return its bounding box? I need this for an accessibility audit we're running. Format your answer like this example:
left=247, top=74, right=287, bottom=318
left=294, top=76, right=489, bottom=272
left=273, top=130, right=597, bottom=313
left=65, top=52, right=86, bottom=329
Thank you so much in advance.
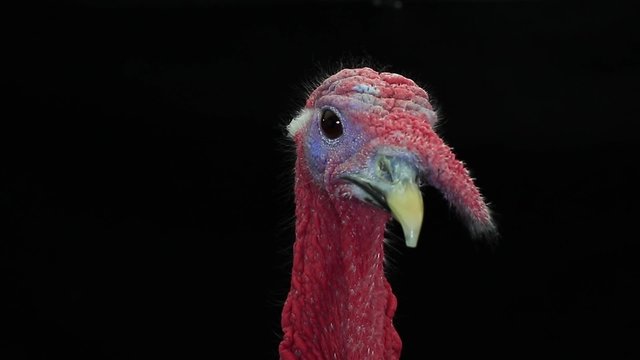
left=386, top=179, right=424, bottom=248
left=404, top=228, right=420, bottom=248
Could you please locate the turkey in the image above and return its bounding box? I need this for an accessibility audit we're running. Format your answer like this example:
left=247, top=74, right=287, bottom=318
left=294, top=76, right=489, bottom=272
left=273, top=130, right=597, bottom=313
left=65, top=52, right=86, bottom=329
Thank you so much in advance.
left=280, top=67, right=495, bottom=359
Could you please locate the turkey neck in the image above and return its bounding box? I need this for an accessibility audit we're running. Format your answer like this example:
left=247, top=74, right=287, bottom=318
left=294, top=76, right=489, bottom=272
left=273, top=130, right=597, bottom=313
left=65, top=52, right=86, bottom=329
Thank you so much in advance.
left=279, top=160, right=402, bottom=360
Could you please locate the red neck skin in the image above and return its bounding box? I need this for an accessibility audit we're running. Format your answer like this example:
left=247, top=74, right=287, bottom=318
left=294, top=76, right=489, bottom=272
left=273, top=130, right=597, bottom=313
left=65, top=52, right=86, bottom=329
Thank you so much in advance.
left=279, top=160, right=402, bottom=360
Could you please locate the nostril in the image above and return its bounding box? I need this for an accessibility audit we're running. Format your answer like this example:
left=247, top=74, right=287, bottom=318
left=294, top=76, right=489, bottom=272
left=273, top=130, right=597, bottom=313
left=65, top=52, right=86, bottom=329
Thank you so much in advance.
left=376, top=156, right=393, bottom=181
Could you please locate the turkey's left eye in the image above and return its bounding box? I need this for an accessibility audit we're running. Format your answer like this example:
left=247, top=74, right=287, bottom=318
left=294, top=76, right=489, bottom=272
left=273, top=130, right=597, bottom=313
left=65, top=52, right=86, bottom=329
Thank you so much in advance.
left=320, top=109, right=343, bottom=140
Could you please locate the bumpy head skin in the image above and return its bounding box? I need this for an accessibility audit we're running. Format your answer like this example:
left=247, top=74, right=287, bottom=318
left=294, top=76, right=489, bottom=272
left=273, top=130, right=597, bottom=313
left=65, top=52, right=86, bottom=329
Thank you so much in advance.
left=288, top=67, right=495, bottom=243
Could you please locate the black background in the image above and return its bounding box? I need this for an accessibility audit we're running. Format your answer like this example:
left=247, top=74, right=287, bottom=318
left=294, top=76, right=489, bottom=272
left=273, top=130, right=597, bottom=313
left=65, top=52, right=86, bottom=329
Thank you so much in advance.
left=4, top=1, right=639, bottom=359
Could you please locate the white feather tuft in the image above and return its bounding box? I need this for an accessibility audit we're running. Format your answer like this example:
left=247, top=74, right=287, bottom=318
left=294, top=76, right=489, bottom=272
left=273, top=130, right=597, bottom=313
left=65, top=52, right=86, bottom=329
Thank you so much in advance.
left=287, top=108, right=313, bottom=137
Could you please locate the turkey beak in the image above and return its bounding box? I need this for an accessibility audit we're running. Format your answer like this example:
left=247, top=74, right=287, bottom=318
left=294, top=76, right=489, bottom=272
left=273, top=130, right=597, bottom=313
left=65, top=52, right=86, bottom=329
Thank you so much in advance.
left=386, top=173, right=424, bottom=248
left=342, top=155, right=424, bottom=248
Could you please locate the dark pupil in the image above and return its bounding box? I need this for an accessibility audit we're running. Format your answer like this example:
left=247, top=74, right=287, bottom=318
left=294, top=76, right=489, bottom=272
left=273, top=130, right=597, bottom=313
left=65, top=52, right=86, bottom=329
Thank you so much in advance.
left=320, top=109, right=343, bottom=139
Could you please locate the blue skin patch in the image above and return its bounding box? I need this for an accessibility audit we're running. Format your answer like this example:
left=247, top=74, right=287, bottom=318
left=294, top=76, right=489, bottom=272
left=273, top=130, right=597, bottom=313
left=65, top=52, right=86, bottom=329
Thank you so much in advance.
left=353, top=83, right=380, bottom=96
left=304, top=104, right=369, bottom=185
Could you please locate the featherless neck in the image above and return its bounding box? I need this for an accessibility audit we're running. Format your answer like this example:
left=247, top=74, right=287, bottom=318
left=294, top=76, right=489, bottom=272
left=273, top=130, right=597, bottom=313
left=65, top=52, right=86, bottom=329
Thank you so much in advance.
left=279, top=161, right=402, bottom=360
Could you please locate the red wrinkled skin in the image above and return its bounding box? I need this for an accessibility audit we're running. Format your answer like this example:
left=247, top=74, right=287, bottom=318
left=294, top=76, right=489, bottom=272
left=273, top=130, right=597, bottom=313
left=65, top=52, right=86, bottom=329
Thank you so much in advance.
left=279, top=155, right=401, bottom=360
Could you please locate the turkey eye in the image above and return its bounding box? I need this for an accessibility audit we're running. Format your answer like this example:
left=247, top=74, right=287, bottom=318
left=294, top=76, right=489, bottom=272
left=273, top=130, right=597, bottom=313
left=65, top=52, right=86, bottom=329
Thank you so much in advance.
left=320, top=109, right=343, bottom=139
